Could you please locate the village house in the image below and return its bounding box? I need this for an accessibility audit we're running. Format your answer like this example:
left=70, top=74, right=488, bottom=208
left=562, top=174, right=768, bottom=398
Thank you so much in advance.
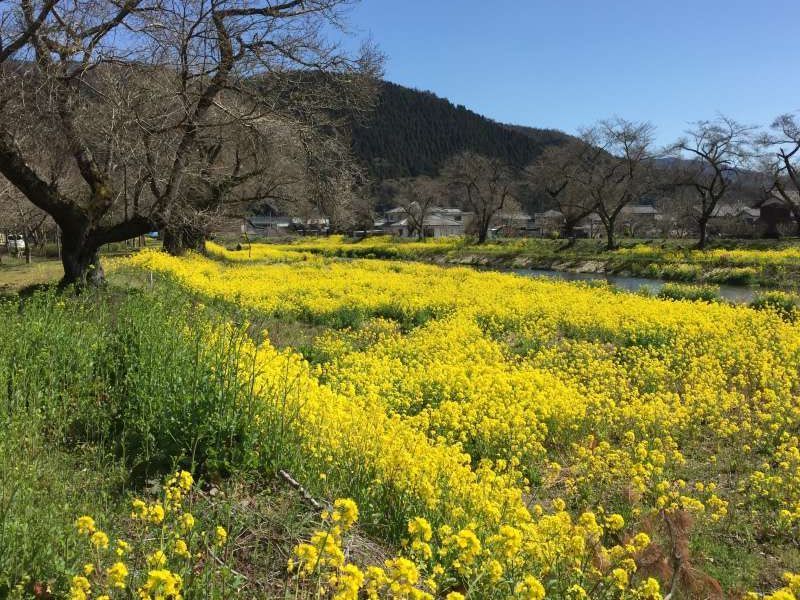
left=382, top=206, right=472, bottom=238
left=532, top=209, right=566, bottom=237
left=245, top=203, right=331, bottom=237
left=618, top=204, right=662, bottom=237
left=491, top=211, right=536, bottom=238
left=708, top=202, right=761, bottom=237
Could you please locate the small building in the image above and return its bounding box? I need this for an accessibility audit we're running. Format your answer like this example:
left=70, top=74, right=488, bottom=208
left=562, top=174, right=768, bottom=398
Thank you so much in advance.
left=492, top=211, right=535, bottom=238
left=619, top=204, right=662, bottom=238
left=246, top=203, right=294, bottom=237
left=708, top=202, right=761, bottom=237
left=758, top=197, right=793, bottom=238
left=382, top=206, right=471, bottom=239
left=384, top=213, right=466, bottom=239
left=246, top=203, right=331, bottom=237
left=532, top=209, right=565, bottom=237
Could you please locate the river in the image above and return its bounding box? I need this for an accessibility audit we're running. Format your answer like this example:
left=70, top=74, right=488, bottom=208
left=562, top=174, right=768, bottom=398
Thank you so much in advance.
left=509, top=268, right=758, bottom=304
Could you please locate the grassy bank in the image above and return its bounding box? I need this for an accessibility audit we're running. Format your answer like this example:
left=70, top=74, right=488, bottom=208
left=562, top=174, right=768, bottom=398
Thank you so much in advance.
left=0, top=257, right=63, bottom=295
left=0, top=286, right=339, bottom=598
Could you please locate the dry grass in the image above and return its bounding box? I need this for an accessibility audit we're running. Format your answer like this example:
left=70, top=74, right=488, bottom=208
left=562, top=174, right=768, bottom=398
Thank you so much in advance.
left=0, top=257, right=62, bottom=294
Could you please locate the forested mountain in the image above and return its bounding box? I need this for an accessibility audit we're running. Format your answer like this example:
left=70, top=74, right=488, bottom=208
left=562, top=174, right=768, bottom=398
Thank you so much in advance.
left=351, top=81, right=570, bottom=179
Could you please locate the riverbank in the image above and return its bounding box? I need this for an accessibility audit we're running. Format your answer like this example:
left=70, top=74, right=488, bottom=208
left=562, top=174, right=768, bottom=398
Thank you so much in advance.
left=273, top=236, right=800, bottom=289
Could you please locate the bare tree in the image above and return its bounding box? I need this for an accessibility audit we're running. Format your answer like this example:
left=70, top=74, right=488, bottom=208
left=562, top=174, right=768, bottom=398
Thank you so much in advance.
left=392, top=176, right=439, bottom=240
left=569, top=118, right=657, bottom=250
left=443, top=152, right=514, bottom=244
left=527, top=140, right=597, bottom=239
left=669, top=116, right=755, bottom=249
left=758, top=112, right=800, bottom=233
left=0, top=0, right=379, bottom=286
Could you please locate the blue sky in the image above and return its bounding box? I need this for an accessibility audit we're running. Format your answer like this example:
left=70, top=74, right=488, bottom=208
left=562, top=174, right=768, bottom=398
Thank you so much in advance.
left=341, top=0, right=799, bottom=146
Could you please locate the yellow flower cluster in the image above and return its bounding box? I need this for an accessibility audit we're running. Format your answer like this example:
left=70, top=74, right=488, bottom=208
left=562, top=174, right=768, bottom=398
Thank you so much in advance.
left=117, top=244, right=800, bottom=596
left=68, top=471, right=230, bottom=600
left=71, top=517, right=129, bottom=600
left=291, top=498, right=658, bottom=599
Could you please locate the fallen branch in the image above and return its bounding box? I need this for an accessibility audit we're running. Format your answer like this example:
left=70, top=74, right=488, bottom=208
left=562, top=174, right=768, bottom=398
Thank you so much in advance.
left=279, top=469, right=325, bottom=511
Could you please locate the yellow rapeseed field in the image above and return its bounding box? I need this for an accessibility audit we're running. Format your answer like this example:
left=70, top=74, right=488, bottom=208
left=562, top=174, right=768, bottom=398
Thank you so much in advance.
left=116, top=242, right=800, bottom=598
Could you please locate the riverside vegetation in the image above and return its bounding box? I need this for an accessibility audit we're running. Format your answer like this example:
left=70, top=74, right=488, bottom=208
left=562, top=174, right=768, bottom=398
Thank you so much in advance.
left=4, top=241, right=800, bottom=598
left=266, top=235, right=800, bottom=288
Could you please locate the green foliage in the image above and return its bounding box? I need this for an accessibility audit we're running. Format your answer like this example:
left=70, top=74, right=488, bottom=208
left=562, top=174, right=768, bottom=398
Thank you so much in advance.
left=0, top=288, right=265, bottom=479
left=750, top=291, right=800, bottom=321
left=657, top=283, right=721, bottom=303
left=0, top=422, right=126, bottom=596
left=0, top=287, right=312, bottom=595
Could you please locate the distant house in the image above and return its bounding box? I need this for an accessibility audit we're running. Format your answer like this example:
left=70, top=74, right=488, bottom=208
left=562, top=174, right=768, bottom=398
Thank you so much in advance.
left=569, top=204, right=663, bottom=239
left=757, top=197, right=793, bottom=238
left=706, top=202, right=761, bottom=237
left=619, top=204, right=662, bottom=237
left=244, top=202, right=332, bottom=237
left=383, top=206, right=471, bottom=238
left=491, top=211, right=535, bottom=238
left=246, top=204, right=293, bottom=237
left=532, top=210, right=565, bottom=237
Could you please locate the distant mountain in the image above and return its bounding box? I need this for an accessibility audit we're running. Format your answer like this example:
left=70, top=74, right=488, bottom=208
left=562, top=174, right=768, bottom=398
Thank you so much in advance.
left=351, top=81, right=570, bottom=179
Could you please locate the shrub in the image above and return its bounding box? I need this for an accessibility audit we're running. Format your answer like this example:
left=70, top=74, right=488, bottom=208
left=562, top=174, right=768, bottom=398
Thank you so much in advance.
left=657, top=283, right=721, bottom=303
left=706, top=267, right=757, bottom=285
left=750, top=291, right=800, bottom=321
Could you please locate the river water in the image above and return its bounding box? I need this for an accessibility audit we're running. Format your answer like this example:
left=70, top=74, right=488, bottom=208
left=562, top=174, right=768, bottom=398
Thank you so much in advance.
left=509, top=268, right=758, bottom=304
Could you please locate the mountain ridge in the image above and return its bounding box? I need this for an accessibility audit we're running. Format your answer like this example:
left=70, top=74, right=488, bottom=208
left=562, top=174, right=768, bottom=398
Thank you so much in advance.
left=350, top=81, right=571, bottom=179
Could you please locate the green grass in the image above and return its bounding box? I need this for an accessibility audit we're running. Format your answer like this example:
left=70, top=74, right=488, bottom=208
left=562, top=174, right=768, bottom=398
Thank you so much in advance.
left=0, top=286, right=301, bottom=597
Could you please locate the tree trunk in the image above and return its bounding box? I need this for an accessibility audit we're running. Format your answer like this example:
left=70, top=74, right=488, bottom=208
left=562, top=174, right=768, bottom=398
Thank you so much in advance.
left=476, top=220, right=490, bottom=244
left=23, top=228, right=31, bottom=264
left=604, top=219, right=617, bottom=250
left=697, top=218, right=709, bottom=249
left=59, top=238, right=104, bottom=288
left=162, top=224, right=207, bottom=256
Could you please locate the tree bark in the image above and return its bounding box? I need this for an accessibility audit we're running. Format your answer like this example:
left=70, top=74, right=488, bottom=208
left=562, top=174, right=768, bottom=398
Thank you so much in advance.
left=57, top=215, right=157, bottom=287
left=604, top=218, right=617, bottom=250
left=697, top=218, right=709, bottom=249
left=162, top=224, right=207, bottom=256
left=59, top=236, right=104, bottom=288
left=476, top=219, right=490, bottom=244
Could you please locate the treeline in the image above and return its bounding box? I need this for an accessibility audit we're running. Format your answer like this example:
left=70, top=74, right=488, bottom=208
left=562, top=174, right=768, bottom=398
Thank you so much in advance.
left=351, top=81, right=568, bottom=179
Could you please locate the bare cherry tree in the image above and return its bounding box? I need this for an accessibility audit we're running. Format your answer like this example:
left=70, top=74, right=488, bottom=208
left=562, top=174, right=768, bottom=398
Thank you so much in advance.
left=527, top=140, right=597, bottom=239
left=570, top=118, right=656, bottom=250
left=669, top=116, right=755, bottom=249
left=392, top=176, right=439, bottom=240
left=758, top=112, right=800, bottom=233
left=0, top=0, right=379, bottom=286
left=443, top=152, right=514, bottom=244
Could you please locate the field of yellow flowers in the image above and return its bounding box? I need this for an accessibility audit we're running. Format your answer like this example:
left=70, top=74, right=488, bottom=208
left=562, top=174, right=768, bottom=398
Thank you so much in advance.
left=263, top=235, right=800, bottom=287
left=106, top=240, right=800, bottom=598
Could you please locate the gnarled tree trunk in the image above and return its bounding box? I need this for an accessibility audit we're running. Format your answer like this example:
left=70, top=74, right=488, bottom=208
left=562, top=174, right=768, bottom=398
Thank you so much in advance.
left=162, top=224, right=207, bottom=256
left=58, top=225, right=104, bottom=288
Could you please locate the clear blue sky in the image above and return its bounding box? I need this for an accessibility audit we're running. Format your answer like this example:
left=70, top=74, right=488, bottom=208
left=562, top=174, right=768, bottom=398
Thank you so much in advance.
left=342, top=0, right=799, bottom=146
